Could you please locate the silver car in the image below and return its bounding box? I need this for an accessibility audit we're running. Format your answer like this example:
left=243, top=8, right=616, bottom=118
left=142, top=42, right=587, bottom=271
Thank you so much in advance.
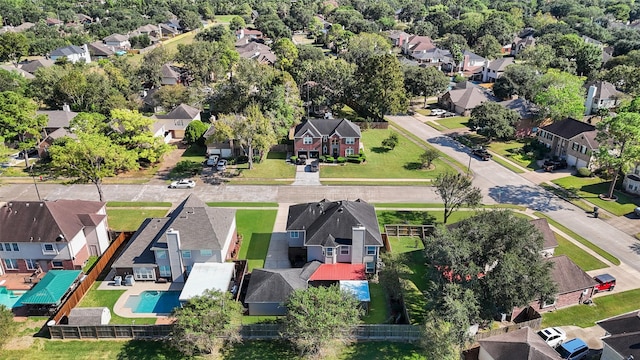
left=169, top=179, right=196, bottom=189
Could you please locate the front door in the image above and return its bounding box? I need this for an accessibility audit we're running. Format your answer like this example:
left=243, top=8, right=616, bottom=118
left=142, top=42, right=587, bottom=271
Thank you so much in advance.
left=90, top=245, right=99, bottom=256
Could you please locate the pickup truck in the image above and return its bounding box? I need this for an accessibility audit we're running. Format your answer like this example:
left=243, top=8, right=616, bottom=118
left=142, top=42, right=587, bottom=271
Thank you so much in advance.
left=543, top=159, right=568, bottom=172
left=471, top=148, right=492, bottom=161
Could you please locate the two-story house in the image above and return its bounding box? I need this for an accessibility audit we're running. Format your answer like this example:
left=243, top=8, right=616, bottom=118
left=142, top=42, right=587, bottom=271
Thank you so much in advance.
left=103, top=34, right=131, bottom=50
left=480, top=57, right=515, bottom=83
left=537, top=118, right=599, bottom=169
left=584, top=81, right=624, bottom=115
left=438, top=82, right=492, bottom=116
left=151, top=103, right=201, bottom=142
left=0, top=200, right=109, bottom=275
left=111, top=195, right=237, bottom=282
left=49, top=44, right=91, bottom=64
left=293, top=118, right=361, bottom=158
left=286, top=199, right=383, bottom=274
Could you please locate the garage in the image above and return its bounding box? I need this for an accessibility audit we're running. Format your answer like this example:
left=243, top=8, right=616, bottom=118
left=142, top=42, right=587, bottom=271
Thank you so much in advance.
left=309, top=151, right=319, bottom=158
left=297, top=151, right=308, bottom=157
left=575, top=158, right=588, bottom=169
left=566, top=155, right=578, bottom=167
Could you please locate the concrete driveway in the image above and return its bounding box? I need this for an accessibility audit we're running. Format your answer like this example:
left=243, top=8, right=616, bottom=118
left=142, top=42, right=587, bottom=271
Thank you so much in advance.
left=263, top=203, right=292, bottom=269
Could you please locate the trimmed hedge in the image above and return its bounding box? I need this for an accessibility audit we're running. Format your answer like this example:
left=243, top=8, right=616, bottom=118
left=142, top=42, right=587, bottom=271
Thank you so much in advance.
left=577, top=167, right=592, bottom=177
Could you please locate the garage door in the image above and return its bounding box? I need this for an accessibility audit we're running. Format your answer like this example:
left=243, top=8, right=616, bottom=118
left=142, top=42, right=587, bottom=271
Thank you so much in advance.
left=566, top=155, right=578, bottom=167
left=297, top=151, right=308, bottom=157
left=575, top=158, right=588, bottom=169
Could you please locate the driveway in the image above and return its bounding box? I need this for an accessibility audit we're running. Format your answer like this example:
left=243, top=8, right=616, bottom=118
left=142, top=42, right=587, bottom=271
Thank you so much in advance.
left=263, top=203, right=292, bottom=269
left=292, top=160, right=321, bottom=186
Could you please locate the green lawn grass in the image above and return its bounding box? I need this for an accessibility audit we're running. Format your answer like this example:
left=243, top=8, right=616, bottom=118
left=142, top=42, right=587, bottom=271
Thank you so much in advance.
left=377, top=210, right=476, bottom=228
left=415, top=108, right=431, bottom=116
left=213, top=14, right=237, bottom=23
left=552, top=176, right=640, bottom=216
left=207, top=202, right=279, bottom=207
left=435, top=116, right=470, bottom=130
left=320, top=129, right=455, bottom=179
left=236, top=210, right=277, bottom=271
left=553, top=233, right=608, bottom=271
left=235, top=152, right=296, bottom=179
left=77, top=282, right=157, bottom=325
left=542, top=288, right=640, bottom=328
left=488, top=140, right=539, bottom=170
left=491, top=155, right=526, bottom=173
left=181, top=144, right=207, bottom=163
left=533, top=212, right=620, bottom=265
left=106, top=209, right=169, bottom=231
left=107, top=202, right=172, bottom=207
left=320, top=181, right=431, bottom=186
left=241, top=315, right=281, bottom=324
left=335, top=105, right=367, bottom=122
left=363, top=282, right=388, bottom=324
left=82, top=256, right=99, bottom=273
left=388, top=236, right=425, bottom=254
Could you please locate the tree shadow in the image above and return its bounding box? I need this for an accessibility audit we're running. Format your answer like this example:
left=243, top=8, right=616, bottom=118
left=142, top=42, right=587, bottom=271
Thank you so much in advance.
left=403, top=162, right=422, bottom=170
left=427, top=135, right=471, bottom=154
left=116, top=340, right=183, bottom=360
left=221, top=340, right=297, bottom=360
left=629, top=242, right=640, bottom=255
left=370, top=146, right=390, bottom=154
left=340, top=342, right=424, bottom=360
left=488, top=185, right=569, bottom=212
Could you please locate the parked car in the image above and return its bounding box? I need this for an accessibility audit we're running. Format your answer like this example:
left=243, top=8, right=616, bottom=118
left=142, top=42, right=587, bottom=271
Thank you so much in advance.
left=593, top=273, right=616, bottom=292
left=17, top=148, right=38, bottom=159
left=216, top=159, right=227, bottom=171
left=543, top=159, right=568, bottom=172
left=430, top=109, right=446, bottom=116
left=472, top=148, right=492, bottom=161
left=206, top=155, right=219, bottom=167
left=440, top=111, right=456, bottom=118
left=169, top=179, right=196, bottom=189
left=556, top=338, right=589, bottom=360
left=537, top=327, right=567, bottom=348
left=309, top=161, right=319, bottom=172
left=296, top=154, right=307, bottom=165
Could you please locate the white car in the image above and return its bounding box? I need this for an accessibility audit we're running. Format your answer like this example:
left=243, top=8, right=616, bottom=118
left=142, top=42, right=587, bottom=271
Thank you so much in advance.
left=537, top=327, right=567, bottom=348
left=169, top=179, right=196, bottom=189
left=430, top=109, right=446, bottom=116
left=216, top=159, right=227, bottom=171
left=206, top=155, right=219, bottom=167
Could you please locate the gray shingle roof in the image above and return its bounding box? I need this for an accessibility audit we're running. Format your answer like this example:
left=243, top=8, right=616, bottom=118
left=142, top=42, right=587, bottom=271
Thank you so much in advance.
left=161, top=64, right=180, bottom=78
left=487, top=57, right=514, bottom=71
left=597, top=310, right=640, bottom=335
left=585, top=80, right=623, bottom=101
left=111, top=217, right=171, bottom=268
left=293, top=118, right=361, bottom=139
left=548, top=255, right=598, bottom=294
left=540, top=118, right=599, bottom=149
left=50, top=45, right=86, bottom=57
left=499, top=98, right=538, bottom=119
left=244, top=261, right=321, bottom=303
left=88, top=41, right=114, bottom=57
left=478, top=327, right=563, bottom=360
left=286, top=199, right=382, bottom=247
left=445, top=82, right=491, bottom=110
left=103, top=34, right=129, bottom=42
left=529, top=219, right=558, bottom=250
left=38, top=109, right=79, bottom=129
left=20, top=58, right=54, bottom=73
left=156, top=104, right=201, bottom=120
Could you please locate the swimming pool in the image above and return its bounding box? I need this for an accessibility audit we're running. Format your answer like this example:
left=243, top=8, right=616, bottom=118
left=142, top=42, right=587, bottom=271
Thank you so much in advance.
left=0, top=286, right=25, bottom=309
left=125, top=290, right=181, bottom=314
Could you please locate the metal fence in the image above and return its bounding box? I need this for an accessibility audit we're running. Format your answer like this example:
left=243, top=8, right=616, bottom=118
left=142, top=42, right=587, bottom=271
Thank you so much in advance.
left=49, top=324, right=173, bottom=340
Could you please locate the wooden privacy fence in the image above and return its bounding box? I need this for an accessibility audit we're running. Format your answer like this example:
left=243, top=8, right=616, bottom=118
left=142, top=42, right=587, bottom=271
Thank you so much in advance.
left=384, top=224, right=435, bottom=238
left=472, top=318, right=542, bottom=341
left=52, top=232, right=133, bottom=324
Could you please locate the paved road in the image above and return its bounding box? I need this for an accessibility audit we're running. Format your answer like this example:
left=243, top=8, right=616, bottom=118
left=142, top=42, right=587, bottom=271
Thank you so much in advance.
left=388, top=115, right=640, bottom=272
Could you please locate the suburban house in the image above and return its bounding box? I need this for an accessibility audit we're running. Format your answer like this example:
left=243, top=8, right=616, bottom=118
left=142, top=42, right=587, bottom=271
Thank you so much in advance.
left=443, top=50, right=486, bottom=74
left=597, top=310, right=640, bottom=360
left=20, top=58, right=54, bottom=74
left=87, top=41, right=114, bottom=59
left=49, top=44, right=91, bottom=64
left=530, top=219, right=558, bottom=258
left=387, top=30, right=410, bottom=47
left=0, top=200, right=109, bottom=275
left=159, top=23, right=180, bottom=37
left=286, top=199, right=383, bottom=274
left=236, top=40, right=276, bottom=65
left=477, top=326, right=562, bottom=360
left=402, top=35, right=435, bottom=56
left=236, top=28, right=264, bottom=40
left=623, top=164, right=640, bottom=195
left=536, top=118, right=599, bottom=169
left=584, top=81, right=624, bottom=115
left=160, top=64, right=182, bottom=85
left=152, top=103, right=201, bottom=141
left=111, top=195, right=238, bottom=282
left=498, top=98, right=539, bottom=137
left=103, top=34, right=131, bottom=50
left=508, top=29, right=536, bottom=56
left=46, top=18, right=63, bottom=27
left=480, top=57, right=515, bottom=83
left=293, top=118, right=361, bottom=158
left=37, top=105, right=79, bottom=155
left=411, top=47, right=451, bottom=65
left=439, top=82, right=492, bottom=116
left=132, top=24, right=162, bottom=40
left=203, top=124, right=238, bottom=159
left=0, top=64, right=34, bottom=79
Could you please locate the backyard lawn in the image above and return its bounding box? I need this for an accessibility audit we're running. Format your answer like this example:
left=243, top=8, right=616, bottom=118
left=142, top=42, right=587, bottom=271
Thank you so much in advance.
left=320, top=129, right=455, bottom=179
left=363, top=282, right=388, bottom=324
left=236, top=209, right=277, bottom=271
left=233, top=152, right=295, bottom=181
left=106, top=209, right=169, bottom=231
left=552, top=176, right=640, bottom=216
left=77, top=282, right=157, bottom=325
left=542, top=288, right=640, bottom=328
left=435, top=116, right=470, bottom=130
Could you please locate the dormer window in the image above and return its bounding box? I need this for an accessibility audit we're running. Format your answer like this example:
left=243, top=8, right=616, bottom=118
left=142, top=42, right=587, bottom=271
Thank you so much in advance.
left=303, top=136, right=313, bottom=144
left=345, top=137, right=355, bottom=144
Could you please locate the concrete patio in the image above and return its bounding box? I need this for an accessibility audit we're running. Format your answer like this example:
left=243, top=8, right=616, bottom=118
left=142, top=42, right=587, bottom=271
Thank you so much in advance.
left=97, top=280, right=183, bottom=319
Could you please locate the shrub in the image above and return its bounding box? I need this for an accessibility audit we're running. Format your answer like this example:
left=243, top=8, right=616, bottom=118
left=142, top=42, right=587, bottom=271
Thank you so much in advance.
left=577, top=167, right=592, bottom=177
left=325, top=156, right=335, bottom=163
left=252, top=155, right=261, bottom=164
left=319, top=155, right=326, bottom=162
left=382, top=133, right=399, bottom=150
left=523, top=139, right=549, bottom=160
left=290, top=155, right=298, bottom=163
left=172, top=160, right=202, bottom=178
left=337, top=157, right=347, bottom=163
left=236, top=155, right=249, bottom=164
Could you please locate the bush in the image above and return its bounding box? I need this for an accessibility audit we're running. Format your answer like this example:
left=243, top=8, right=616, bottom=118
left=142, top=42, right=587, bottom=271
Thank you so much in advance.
left=290, top=155, right=298, bottom=163
left=319, top=155, right=326, bottom=162
left=172, top=160, right=202, bottom=178
left=325, top=156, right=335, bottom=163
left=337, top=157, right=347, bottom=163
left=577, top=167, right=592, bottom=177
left=236, top=155, right=249, bottom=164
left=347, top=157, right=363, bottom=163
left=252, top=155, right=261, bottom=164
left=522, top=139, right=549, bottom=160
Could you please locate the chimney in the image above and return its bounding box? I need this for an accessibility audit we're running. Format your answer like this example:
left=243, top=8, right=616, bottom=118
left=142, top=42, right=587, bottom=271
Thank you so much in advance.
left=351, top=226, right=365, bottom=264
left=585, top=84, right=597, bottom=115
left=62, top=103, right=71, bottom=112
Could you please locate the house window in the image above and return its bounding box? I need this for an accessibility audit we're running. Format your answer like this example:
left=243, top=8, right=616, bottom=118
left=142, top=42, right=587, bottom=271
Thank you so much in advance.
left=572, top=142, right=580, bottom=151
left=366, top=246, right=377, bottom=256
left=303, top=136, right=313, bottom=145
left=182, top=250, right=191, bottom=259
left=365, top=262, right=375, bottom=273
left=156, top=250, right=167, bottom=259
left=580, top=145, right=587, bottom=154
left=290, top=231, right=300, bottom=238
left=159, top=265, right=171, bottom=277
left=322, top=135, right=328, bottom=142
left=340, top=246, right=350, bottom=255
left=25, top=259, right=37, bottom=270
left=42, top=243, right=57, bottom=255
left=325, top=247, right=334, bottom=256
left=4, top=259, right=18, bottom=270
left=51, top=261, right=64, bottom=268
left=200, top=249, right=213, bottom=257
left=345, top=148, right=354, bottom=156
left=135, top=267, right=155, bottom=280
left=345, top=137, right=355, bottom=145
left=4, top=243, right=13, bottom=251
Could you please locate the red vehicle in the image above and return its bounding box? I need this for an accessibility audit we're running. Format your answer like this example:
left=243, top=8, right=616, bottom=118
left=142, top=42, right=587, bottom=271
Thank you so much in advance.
left=594, top=274, right=616, bottom=292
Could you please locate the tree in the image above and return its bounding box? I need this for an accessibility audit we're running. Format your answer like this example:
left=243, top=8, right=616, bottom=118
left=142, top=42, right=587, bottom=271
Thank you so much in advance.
left=576, top=43, right=603, bottom=77
left=184, top=120, right=210, bottom=146
left=300, top=58, right=356, bottom=111
left=492, top=64, right=540, bottom=100
left=170, top=289, right=242, bottom=357
left=433, top=172, right=482, bottom=224
left=420, top=148, right=440, bottom=169
left=519, top=44, right=556, bottom=70
left=229, top=16, right=246, bottom=31
left=284, top=285, right=362, bottom=357
left=0, top=305, right=17, bottom=349
left=533, top=69, right=586, bottom=121
left=424, top=211, right=557, bottom=319
left=272, top=38, right=299, bottom=72
left=595, top=111, right=640, bottom=199
left=342, top=32, right=392, bottom=65
left=353, top=54, right=407, bottom=120
left=0, top=32, right=29, bottom=65
left=473, top=34, right=502, bottom=60
left=109, top=109, right=173, bottom=164
left=420, top=316, right=461, bottom=360
left=0, top=68, right=28, bottom=94
left=48, top=133, right=138, bottom=201
left=175, top=42, right=216, bottom=84
left=469, top=102, right=520, bottom=141
left=179, top=10, right=202, bottom=31
left=0, top=91, right=47, bottom=167
left=403, top=66, right=450, bottom=108
left=153, top=84, right=195, bottom=111
left=138, top=47, right=172, bottom=88
left=381, top=133, right=399, bottom=150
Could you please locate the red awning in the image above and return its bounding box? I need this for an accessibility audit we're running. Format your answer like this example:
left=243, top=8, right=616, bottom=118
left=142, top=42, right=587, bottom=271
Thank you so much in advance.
left=309, top=264, right=366, bottom=281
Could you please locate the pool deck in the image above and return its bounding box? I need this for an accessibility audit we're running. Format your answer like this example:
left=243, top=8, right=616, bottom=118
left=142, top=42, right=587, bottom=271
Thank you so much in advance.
left=98, top=280, right=184, bottom=319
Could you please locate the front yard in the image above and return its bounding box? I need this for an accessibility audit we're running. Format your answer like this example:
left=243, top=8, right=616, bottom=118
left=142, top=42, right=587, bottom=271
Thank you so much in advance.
left=552, top=176, right=640, bottom=216
left=435, top=116, right=470, bottom=130
left=320, top=129, right=455, bottom=179
left=106, top=209, right=170, bottom=231
left=488, top=139, right=540, bottom=170
left=236, top=209, right=277, bottom=271
left=232, top=152, right=295, bottom=181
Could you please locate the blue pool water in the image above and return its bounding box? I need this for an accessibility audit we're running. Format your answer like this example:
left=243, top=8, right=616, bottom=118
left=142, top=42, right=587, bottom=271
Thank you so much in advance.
left=125, top=291, right=181, bottom=314
left=0, top=286, right=25, bottom=309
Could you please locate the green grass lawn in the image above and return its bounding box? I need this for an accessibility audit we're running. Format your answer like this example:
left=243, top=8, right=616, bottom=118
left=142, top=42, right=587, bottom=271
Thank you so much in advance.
left=77, top=282, right=157, bottom=325
left=320, top=129, right=455, bottom=179
left=542, top=288, right=640, bottom=328
left=553, top=233, right=608, bottom=271
left=415, top=108, right=431, bottom=116
left=488, top=140, right=539, bottom=170
left=181, top=144, right=207, bottom=163
left=213, top=14, right=237, bottom=23
left=234, top=152, right=296, bottom=180
left=82, top=256, right=99, bottom=273
left=435, top=116, right=470, bottom=130
left=363, top=282, right=388, bottom=324
left=388, top=236, right=425, bottom=254
left=491, top=155, right=526, bottom=173
left=425, top=121, right=447, bottom=132
left=106, top=202, right=172, bottom=207
left=241, top=315, right=281, bottom=324
left=552, top=176, right=640, bottom=216
left=335, top=105, right=367, bottom=122
left=399, top=251, right=430, bottom=324
left=533, top=212, right=620, bottom=265
left=377, top=210, right=476, bottom=228
left=207, top=202, right=279, bottom=207
left=106, top=209, right=169, bottom=231
left=236, top=210, right=277, bottom=271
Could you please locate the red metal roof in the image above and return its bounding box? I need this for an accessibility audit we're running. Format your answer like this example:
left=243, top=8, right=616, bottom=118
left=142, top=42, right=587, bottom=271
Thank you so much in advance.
left=309, top=264, right=366, bottom=281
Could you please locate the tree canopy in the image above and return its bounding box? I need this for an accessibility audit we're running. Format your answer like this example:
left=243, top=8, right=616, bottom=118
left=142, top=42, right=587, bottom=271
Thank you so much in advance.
left=433, top=172, right=482, bottom=224
left=469, top=102, right=520, bottom=141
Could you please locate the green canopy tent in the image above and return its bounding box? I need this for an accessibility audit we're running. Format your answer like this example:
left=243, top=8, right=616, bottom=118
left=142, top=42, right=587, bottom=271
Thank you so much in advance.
left=20, top=270, right=82, bottom=315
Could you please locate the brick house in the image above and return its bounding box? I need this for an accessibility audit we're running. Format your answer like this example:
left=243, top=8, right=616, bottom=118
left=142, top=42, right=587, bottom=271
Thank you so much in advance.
left=0, top=200, right=109, bottom=275
left=537, top=118, right=599, bottom=169
left=293, top=118, right=361, bottom=158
